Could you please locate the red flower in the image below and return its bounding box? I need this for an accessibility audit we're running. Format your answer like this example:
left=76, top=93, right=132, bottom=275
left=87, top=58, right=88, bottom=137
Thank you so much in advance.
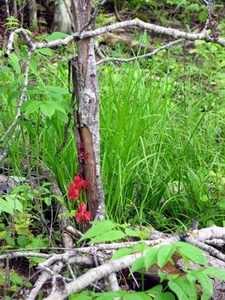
left=73, top=174, right=89, bottom=190
left=75, top=203, right=92, bottom=223
left=68, top=183, right=80, bottom=201
left=74, top=174, right=82, bottom=184
left=68, top=174, right=89, bottom=201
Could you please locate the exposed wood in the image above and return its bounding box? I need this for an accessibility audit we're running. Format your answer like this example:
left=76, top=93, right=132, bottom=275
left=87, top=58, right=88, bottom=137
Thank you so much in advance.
left=70, top=0, right=105, bottom=221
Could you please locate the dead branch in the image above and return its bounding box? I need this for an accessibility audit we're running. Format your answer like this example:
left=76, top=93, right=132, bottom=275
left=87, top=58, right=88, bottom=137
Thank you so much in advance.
left=4, top=18, right=225, bottom=58
left=96, top=38, right=185, bottom=65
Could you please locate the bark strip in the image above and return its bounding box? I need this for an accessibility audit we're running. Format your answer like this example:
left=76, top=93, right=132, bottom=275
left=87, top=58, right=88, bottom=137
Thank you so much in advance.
left=70, top=0, right=104, bottom=221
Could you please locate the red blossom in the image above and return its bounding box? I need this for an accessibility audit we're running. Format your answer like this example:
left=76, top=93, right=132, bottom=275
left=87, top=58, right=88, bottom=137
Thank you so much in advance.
left=68, top=174, right=89, bottom=201
left=75, top=203, right=92, bottom=223
left=73, top=173, right=89, bottom=190
left=68, top=183, right=80, bottom=201
left=74, top=174, right=82, bottom=184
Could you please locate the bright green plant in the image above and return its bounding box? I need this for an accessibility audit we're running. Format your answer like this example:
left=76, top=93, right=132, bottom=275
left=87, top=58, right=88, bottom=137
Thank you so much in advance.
left=74, top=221, right=225, bottom=299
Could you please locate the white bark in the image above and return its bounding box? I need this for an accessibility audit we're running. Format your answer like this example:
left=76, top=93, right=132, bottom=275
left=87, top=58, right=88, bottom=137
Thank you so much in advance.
left=53, top=0, right=73, bottom=33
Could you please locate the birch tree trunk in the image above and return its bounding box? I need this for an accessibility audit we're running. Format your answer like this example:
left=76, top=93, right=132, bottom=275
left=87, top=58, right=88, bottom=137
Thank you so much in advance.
left=71, top=0, right=105, bottom=221
left=28, top=0, right=38, bottom=32
left=53, top=0, right=73, bottom=34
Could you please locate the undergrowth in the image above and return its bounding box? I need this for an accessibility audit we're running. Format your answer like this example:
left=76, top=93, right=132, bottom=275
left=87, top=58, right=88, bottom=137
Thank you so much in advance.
left=0, top=38, right=225, bottom=238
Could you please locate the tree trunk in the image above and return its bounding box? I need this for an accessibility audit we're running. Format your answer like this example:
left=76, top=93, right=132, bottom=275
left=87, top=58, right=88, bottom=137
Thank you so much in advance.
left=71, top=0, right=105, bottom=221
left=28, top=0, right=38, bottom=32
left=53, top=0, right=73, bottom=33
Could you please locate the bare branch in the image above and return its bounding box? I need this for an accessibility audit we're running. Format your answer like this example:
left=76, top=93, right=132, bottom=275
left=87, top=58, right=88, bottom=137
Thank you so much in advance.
left=96, top=39, right=185, bottom=65
left=4, top=18, right=225, bottom=57
left=0, top=49, right=34, bottom=144
left=45, top=250, right=143, bottom=299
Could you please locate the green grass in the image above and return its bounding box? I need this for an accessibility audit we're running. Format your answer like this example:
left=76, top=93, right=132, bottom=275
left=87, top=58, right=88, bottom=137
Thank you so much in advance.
left=1, top=41, right=225, bottom=235
left=99, top=45, right=225, bottom=229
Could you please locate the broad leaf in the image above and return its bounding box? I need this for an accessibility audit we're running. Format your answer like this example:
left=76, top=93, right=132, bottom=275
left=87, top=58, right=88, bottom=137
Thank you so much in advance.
left=125, top=227, right=140, bottom=237
left=91, top=230, right=126, bottom=243
left=168, top=279, right=192, bottom=300
left=79, top=220, right=115, bottom=241
left=144, top=247, right=158, bottom=269
left=43, top=31, right=69, bottom=41
left=37, top=48, right=52, bottom=56
left=132, top=243, right=150, bottom=254
left=40, top=102, right=56, bottom=118
left=22, top=100, right=41, bottom=115
left=204, top=267, right=225, bottom=280
left=131, top=256, right=145, bottom=273
left=147, top=284, right=163, bottom=296
left=157, top=244, right=175, bottom=268
left=112, top=248, right=133, bottom=260
left=155, top=292, right=176, bottom=300
left=193, top=273, right=213, bottom=300
left=0, top=198, right=14, bottom=214
left=175, top=241, right=207, bottom=266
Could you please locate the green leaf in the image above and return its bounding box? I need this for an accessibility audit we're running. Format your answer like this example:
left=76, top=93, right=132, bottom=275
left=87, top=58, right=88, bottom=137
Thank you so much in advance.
left=168, top=280, right=189, bottom=300
left=112, top=247, right=133, bottom=260
left=124, top=292, right=151, bottom=300
left=193, top=273, right=213, bottom=300
left=8, top=53, right=21, bottom=75
left=132, top=242, right=150, bottom=252
left=22, top=100, right=41, bottom=114
left=30, top=257, right=45, bottom=264
left=125, top=227, right=140, bottom=237
left=157, top=244, right=175, bottom=268
left=131, top=256, right=145, bottom=273
left=10, top=273, right=23, bottom=285
left=91, top=229, right=126, bottom=243
left=48, top=100, right=66, bottom=114
left=174, top=242, right=207, bottom=266
left=79, top=220, right=116, bottom=242
left=37, top=48, right=52, bottom=56
left=46, top=86, right=68, bottom=95
left=40, top=102, right=56, bottom=118
left=0, top=198, right=14, bottom=214
left=144, top=247, right=158, bottom=269
left=168, top=277, right=197, bottom=300
left=43, top=31, right=69, bottom=41
left=3, top=196, right=23, bottom=212
left=147, top=284, right=163, bottom=296
left=204, top=267, right=225, bottom=280
left=17, top=236, right=28, bottom=247
left=14, top=198, right=23, bottom=212
left=155, top=292, right=176, bottom=300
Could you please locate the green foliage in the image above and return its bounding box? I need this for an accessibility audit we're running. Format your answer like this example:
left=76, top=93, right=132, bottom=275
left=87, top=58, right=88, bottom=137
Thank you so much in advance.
left=4, top=16, right=20, bottom=30
left=79, top=219, right=140, bottom=243
left=76, top=220, right=225, bottom=299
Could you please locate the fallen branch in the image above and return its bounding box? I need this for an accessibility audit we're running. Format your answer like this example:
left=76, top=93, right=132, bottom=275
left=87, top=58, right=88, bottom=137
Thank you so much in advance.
left=4, top=18, right=225, bottom=58
left=96, top=38, right=185, bottom=65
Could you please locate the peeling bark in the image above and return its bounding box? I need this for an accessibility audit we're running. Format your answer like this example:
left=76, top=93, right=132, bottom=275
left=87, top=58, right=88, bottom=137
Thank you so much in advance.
left=71, top=0, right=105, bottom=221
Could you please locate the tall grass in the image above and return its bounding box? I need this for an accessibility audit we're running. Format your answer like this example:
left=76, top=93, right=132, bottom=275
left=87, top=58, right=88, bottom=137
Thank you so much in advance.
left=99, top=51, right=225, bottom=229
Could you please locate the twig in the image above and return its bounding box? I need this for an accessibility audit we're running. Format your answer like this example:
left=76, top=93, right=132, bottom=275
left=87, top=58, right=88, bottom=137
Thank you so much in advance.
left=4, top=19, right=225, bottom=57
left=96, top=39, right=185, bottom=65
left=78, top=0, right=107, bottom=34
left=0, top=49, right=34, bottom=144
left=27, top=261, right=63, bottom=300
left=45, top=250, right=144, bottom=299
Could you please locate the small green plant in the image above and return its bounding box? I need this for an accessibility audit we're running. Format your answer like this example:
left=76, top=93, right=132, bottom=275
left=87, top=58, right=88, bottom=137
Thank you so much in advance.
left=78, top=221, right=225, bottom=299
